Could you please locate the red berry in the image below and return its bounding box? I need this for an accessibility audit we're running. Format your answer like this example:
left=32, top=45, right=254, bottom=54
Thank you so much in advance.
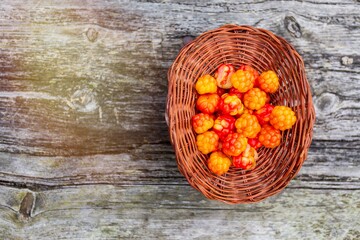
left=218, top=93, right=244, bottom=116
left=216, top=87, right=226, bottom=96
left=214, top=64, right=235, bottom=89
left=213, top=115, right=236, bottom=140
left=239, top=65, right=259, bottom=79
left=248, top=135, right=263, bottom=149
left=232, top=144, right=258, bottom=170
left=254, top=104, right=275, bottom=126
left=229, top=87, right=244, bottom=101
left=222, top=133, right=248, bottom=156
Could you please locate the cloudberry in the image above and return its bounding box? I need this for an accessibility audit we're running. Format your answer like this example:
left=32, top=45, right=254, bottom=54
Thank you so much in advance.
left=229, top=87, right=244, bottom=101
left=239, top=65, right=259, bottom=79
left=270, top=106, right=297, bottom=130
left=248, top=135, right=263, bottom=150
left=258, top=124, right=281, bottom=148
left=235, top=113, right=261, bottom=138
left=258, top=70, right=279, bottom=93
left=232, top=144, right=258, bottom=170
left=254, top=104, right=275, bottom=125
left=218, top=93, right=244, bottom=116
left=243, top=88, right=267, bottom=110
left=230, top=69, right=255, bottom=93
left=208, top=151, right=231, bottom=176
left=196, top=131, right=219, bottom=154
left=214, top=64, right=235, bottom=89
left=222, top=133, right=248, bottom=156
left=213, top=115, right=236, bottom=140
left=195, top=74, right=217, bottom=94
left=196, top=93, right=220, bottom=114
left=191, top=113, right=214, bottom=134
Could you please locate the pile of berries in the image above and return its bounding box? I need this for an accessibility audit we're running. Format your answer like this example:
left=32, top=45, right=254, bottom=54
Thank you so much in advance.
left=192, top=64, right=297, bottom=176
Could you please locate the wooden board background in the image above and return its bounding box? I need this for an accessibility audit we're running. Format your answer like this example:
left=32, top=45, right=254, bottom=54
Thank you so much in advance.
left=0, top=0, right=359, bottom=239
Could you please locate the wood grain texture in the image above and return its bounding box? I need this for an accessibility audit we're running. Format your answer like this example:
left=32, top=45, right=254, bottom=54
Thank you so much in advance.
left=0, top=0, right=359, bottom=239
left=0, top=185, right=359, bottom=240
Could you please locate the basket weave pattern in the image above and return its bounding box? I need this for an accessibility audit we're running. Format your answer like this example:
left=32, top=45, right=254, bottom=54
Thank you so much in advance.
left=167, top=25, right=315, bottom=204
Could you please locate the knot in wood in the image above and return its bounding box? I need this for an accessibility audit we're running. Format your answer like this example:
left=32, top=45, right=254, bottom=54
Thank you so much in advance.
left=70, top=87, right=98, bottom=112
left=19, top=192, right=35, bottom=221
left=315, top=92, right=339, bottom=115
left=86, top=28, right=99, bottom=42
left=284, top=16, right=302, bottom=38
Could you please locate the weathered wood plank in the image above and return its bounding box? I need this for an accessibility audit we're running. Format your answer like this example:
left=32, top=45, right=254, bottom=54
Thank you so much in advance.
left=0, top=185, right=359, bottom=239
left=1, top=0, right=359, bottom=156
left=0, top=140, right=359, bottom=190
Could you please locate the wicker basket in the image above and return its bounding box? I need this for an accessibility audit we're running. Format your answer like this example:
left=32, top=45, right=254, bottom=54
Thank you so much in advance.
left=166, top=25, right=315, bottom=204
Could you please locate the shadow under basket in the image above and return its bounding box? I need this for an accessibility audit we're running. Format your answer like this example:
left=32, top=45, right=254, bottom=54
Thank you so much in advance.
left=166, top=25, right=315, bottom=204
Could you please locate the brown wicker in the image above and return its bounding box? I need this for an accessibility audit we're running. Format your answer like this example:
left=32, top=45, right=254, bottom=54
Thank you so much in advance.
left=166, top=25, right=315, bottom=204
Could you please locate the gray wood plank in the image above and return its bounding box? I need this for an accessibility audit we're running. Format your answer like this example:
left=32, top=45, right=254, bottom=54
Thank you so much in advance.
left=0, top=140, right=359, bottom=190
left=0, top=185, right=359, bottom=239
left=1, top=0, right=359, bottom=156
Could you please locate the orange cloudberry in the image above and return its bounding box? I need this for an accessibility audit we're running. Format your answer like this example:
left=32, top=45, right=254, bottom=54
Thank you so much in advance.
left=243, top=88, right=267, bottom=110
left=196, top=93, right=220, bottom=114
left=258, top=70, right=279, bottom=93
left=235, top=113, right=261, bottom=138
left=230, top=69, right=255, bottom=93
left=208, top=151, right=231, bottom=176
left=258, top=124, right=281, bottom=148
left=191, top=113, right=214, bottom=134
left=195, top=74, right=217, bottom=94
left=269, top=106, right=297, bottom=130
left=196, top=131, right=219, bottom=154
